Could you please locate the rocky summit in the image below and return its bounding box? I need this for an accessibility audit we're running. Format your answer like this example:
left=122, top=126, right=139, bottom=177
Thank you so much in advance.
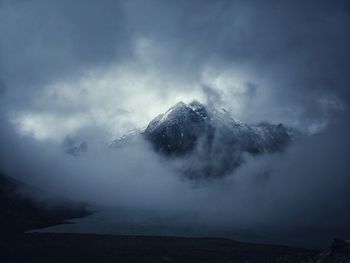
left=112, top=101, right=299, bottom=178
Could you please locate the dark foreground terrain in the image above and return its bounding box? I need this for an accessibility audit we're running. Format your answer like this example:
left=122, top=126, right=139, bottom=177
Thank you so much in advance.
left=0, top=172, right=90, bottom=237
left=1, top=233, right=318, bottom=263
left=1, top=172, right=350, bottom=263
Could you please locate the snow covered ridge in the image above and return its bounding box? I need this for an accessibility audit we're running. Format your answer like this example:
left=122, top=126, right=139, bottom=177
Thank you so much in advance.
left=111, top=101, right=300, bottom=178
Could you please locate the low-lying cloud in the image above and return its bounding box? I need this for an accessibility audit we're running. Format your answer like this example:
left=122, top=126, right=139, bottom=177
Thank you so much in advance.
left=1, top=111, right=350, bottom=248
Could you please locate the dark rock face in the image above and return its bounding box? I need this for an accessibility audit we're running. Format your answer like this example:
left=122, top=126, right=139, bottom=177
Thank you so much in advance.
left=144, top=101, right=211, bottom=155
left=141, top=101, right=298, bottom=178
left=143, top=101, right=296, bottom=155
left=113, top=101, right=299, bottom=178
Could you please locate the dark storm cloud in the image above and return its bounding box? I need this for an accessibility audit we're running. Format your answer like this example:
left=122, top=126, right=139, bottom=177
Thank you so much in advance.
left=1, top=0, right=349, bottom=127
left=0, top=0, right=130, bottom=110
left=122, top=0, right=350, bottom=125
left=0, top=0, right=350, bottom=249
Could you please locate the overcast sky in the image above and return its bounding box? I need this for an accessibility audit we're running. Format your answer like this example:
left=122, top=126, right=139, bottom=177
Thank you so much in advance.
left=1, top=0, right=349, bottom=142
left=1, top=0, right=350, bottom=248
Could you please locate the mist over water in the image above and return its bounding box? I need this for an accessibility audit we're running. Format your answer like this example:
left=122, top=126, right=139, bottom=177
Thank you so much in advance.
left=1, top=111, right=349, bottom=248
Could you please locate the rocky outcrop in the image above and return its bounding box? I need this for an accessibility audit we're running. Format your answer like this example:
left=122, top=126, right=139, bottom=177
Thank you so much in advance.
left=112, top=101, right=300, bottom=178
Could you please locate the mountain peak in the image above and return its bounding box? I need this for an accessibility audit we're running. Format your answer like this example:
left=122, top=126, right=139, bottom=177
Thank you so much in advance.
left=172, top=101, right=187, bottom=108
left=188, top=100, right=204, bottom=108
left=188, top=100, right=208, bottom=118
left=166, top=100, right=207, bottom=115
left=113, top=101, right=299, bottom=178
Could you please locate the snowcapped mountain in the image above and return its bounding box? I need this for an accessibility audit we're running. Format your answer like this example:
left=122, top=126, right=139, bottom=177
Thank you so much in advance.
left=111, top=101, right=299, bottom=178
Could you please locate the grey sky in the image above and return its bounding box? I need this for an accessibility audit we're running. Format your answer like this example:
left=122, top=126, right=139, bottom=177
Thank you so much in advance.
left=0, top=0, right=349, bottom=141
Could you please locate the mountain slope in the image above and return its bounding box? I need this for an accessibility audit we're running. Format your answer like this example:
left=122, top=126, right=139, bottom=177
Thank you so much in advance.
left=112, top=101, right=299, bottom=178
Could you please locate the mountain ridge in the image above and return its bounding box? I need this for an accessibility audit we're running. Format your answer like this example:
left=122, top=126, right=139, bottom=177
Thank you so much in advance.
left=111, top=101, right=300, bottom=178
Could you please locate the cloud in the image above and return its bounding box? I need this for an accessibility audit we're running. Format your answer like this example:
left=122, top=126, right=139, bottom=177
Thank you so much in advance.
left=1, top=0, right=349, bottom=137
left=1, top=112, right=350, bottom=248
left=0, top=0, right=129, bottom=113
left=0, top=0, right=350, bottom=249
left=0, top=78, right=6, bottom=97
